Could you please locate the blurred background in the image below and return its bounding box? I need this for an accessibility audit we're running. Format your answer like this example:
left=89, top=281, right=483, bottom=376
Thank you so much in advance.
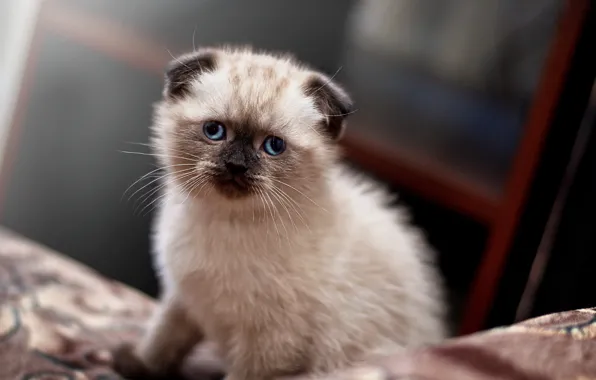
left=1, top=0, right=595, bottom=335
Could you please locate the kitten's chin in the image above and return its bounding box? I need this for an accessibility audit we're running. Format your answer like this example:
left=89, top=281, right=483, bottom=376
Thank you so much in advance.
left=212, top=176, right=254, bottom=199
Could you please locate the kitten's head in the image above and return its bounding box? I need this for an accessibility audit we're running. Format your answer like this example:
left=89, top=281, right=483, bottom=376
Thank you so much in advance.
left=152, top=47, right=353, bottom=206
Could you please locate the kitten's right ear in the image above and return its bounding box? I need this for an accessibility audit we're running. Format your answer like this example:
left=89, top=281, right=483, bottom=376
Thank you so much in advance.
left=303, top=73, right=354, bottom=141
left=163, top=49, right=218, bottom=100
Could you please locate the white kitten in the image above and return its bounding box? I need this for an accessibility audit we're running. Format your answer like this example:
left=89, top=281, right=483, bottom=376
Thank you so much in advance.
left=114, top=47, right=446, bottom=380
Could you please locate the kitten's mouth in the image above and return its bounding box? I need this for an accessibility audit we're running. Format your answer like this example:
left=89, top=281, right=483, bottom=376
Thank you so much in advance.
left=212, top=173, right=253, bottom=198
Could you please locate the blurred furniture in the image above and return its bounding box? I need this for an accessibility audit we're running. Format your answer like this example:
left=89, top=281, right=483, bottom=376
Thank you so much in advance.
left=340, top=0, right=596, bottom=333
left=3, top=228, right=596, bottom=380
left=0, top=0, right=594, bottom=334
left=502, top=82, right=596, bottom=326
left=456, top=0, right=596, bottom=333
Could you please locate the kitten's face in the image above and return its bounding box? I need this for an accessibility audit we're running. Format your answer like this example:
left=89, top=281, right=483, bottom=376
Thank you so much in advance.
left=152, top=48, right=352, bottom=204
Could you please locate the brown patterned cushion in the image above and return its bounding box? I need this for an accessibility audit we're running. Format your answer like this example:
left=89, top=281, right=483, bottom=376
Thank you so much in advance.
left=0, top=228, right=153, bottom=379
left=1, top=228, right=596, bottom=380
left=310, top=309, right=596, bottom=380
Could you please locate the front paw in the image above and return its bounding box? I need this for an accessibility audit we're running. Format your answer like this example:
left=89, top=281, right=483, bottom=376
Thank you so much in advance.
left=111, top=343, right=184, bottom=380
left=111, top=343, right=151, bottom=379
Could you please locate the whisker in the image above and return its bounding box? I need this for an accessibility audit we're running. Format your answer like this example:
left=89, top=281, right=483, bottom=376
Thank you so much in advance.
left=126, top=142, right=204, bottom=161
left=131, top=167, right=195, bottom=204
left=270, top=185, right=310, bottom=233
left=124, top=165, right=195, bottom=201
left=270, top=178, right=327, bottom=211
left=140, top=191, right=168, bottom=217
left=119, top=150, right=196, bottom=163
left=122, top=166, right=166, bottom=201
left=252, top=192, right=256, bottom=223
left=179, top=176, right=201, bottom=205
left=269, top=187, right=298, bottom=233
left=190, top=175, right=212, bottom=202
left=177, top=171, right=204, bottom=197
left=322, top=108, right=359, bottom=118
left=192, top=25, right=197, bottom=52
left=178, top=172, right=212, bottom=205
left=257, top=187, right=279, bottom=239
left=124, top=141, right=154, bottom=148
left=138, top=170, right=199, bottom=216
left=136, top=174, right=179, bottom=204
left=129, top=172, right=170, bottom=203
left=264, top=189, right=288, bottom=241
left=311, top=66, right=342, bottom=96
left=167, top=48, right=191, bottom=71
left=135, top=171, right=195, bottom=214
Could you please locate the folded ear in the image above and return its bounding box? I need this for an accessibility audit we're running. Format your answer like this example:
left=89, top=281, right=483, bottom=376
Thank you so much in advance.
left=164, top=49, right=218, bottom=100
left=303, top=73, right=354, bottom=141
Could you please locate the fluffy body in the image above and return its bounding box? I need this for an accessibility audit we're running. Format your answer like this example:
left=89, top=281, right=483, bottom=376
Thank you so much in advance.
left=114, top=47, right=446, bottom=380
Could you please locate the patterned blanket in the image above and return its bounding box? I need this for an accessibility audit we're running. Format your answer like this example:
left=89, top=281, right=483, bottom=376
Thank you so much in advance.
left=0, top=229, right=595, bottom=380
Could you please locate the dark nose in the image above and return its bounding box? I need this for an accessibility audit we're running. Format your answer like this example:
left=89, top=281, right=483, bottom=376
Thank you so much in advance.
left=225, top=161, right=248, bottom=175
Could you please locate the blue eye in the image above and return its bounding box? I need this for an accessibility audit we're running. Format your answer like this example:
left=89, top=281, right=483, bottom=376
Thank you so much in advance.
left=203, top=121, right=226, bottom=141
left=263, top=136, right=286, bottom=156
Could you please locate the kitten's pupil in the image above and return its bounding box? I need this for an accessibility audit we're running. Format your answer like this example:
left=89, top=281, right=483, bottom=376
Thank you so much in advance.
left=203, top=121, right=226, bottom=141
left=263, top=136, right=285, bottom=156
left=270, top=138, right=283, bottom=152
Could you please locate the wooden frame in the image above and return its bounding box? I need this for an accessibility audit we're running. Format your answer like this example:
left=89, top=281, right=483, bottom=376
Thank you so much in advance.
left=460, top=0, right=592, bottom=334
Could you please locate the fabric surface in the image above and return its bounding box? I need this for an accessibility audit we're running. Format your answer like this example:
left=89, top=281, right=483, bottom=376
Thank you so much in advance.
left=0, top=228, right=153, bottom=379
left=1, top=229, right=596, bottom=380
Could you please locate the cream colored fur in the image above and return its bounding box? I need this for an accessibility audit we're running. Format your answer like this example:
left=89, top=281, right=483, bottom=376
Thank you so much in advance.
left=122, top=48, right=446, bottom=380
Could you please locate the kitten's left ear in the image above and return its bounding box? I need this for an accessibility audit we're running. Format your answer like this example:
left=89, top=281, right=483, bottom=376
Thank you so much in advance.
left=303, top=73, right=354, bottom=141
left=163, top=48, right=218, bottom=100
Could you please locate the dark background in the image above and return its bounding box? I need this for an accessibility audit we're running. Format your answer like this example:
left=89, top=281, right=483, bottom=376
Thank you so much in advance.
left=3, top=0, right=593, bottom=333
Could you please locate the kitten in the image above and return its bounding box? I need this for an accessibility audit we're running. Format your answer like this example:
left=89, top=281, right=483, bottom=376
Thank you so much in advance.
left=113, top=47, right=446, bottom=380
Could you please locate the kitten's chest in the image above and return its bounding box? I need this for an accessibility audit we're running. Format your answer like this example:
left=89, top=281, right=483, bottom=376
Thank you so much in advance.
left=171, top=231, right=305, bottom=337
left=162, top=221, right=302, bottom=297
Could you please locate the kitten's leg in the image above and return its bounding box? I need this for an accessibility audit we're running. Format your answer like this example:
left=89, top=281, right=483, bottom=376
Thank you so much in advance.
left=113, top=294, right=202, bottom=379
left=222, top=329, right=308, bottom=380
